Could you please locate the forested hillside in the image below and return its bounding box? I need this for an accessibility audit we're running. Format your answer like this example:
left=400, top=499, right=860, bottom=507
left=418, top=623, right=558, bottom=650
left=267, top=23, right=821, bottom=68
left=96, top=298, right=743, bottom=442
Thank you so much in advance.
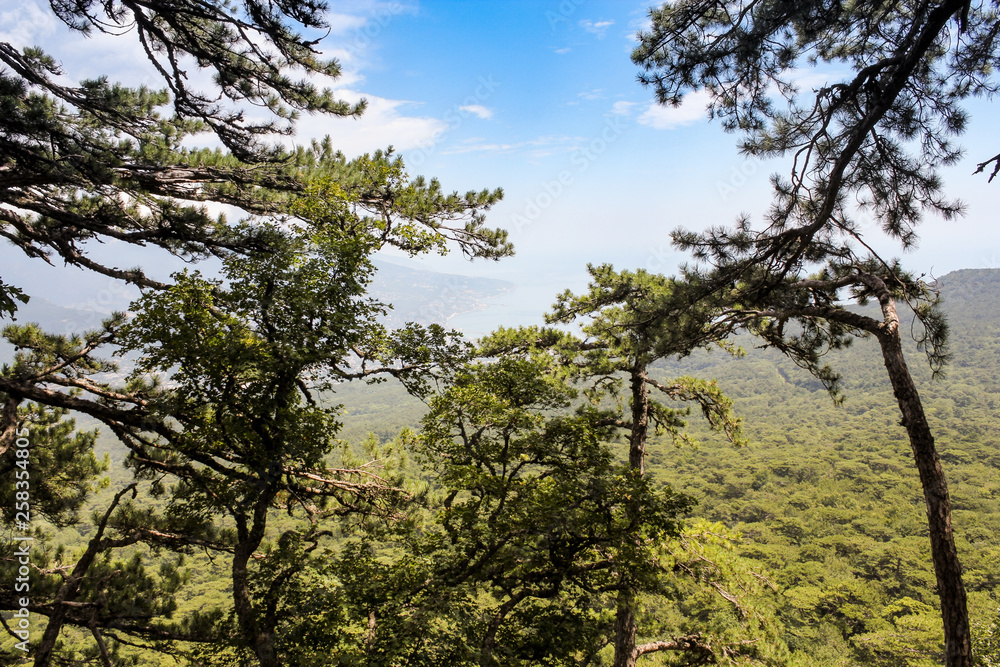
left=3, top=0, right=998, bottom=664
left=4, top=266, right=996, bottom=665
left=328, top=267, right=1000, bottom=665
left=640, top=268, right=1000, bottom=665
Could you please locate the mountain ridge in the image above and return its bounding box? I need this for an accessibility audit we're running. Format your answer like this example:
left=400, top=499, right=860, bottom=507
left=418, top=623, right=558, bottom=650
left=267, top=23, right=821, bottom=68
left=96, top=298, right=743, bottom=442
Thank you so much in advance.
left=0, top=258, right=515, bottom=362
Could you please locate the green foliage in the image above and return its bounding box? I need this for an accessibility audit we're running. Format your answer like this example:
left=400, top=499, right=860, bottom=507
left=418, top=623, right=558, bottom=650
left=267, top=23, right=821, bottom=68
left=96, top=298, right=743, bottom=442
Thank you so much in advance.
left=7, top=267, right=1000, bottom=665
left=974, top=605, right=1000, bottom=667
left=633, top=0, right=986, bottom=241
left=0, top=2, right=510, bottom=314
left=292, top=146, right=511, bottom=261
left=1, top=1, right=509, bottom=661
left=104, top=214, right=480, bottom=663
left=345, top=265, right=782, bottom=666
left=634, top=269, right=1000, bottom=665
left=302, top=268, right=1000, bottom=667
left=341, top=354, right=692, bottom=665
left=633, top=5, right=993, bottom=663
left=642, top=520, right=790, bottom=666
left=0, top=401, right=107, bottom=527
left=5, top=1, right=999, bottom=664
left=0, top=145, right=502, bottom=662
left=0, top=280, right=28, bottom=319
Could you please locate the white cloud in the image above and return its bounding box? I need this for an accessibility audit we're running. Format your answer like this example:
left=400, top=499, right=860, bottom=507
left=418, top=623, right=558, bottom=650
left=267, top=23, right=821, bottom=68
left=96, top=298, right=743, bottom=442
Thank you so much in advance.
left=610, top=101, right=636, bottom=115
left=627, top=14, right=652, bottom=38
left=445, top=142, right=518, bottom=154
left=459, top=104, right=494, bottom=120
left=2, top=1, right=443, bottom=160
left=304, top=4, right=421, bottom=91
left=787, top=66, right=853, bottom=91
left=578, top=89, right=603, bottom=101
left=291, top=90, right=447, bottom=157
left=324, top=13, right=372, bottom=34
left=579, top=19, right=615, bottom=38
left=637, top=91, right=713, bottom=130
left=554, top=47, right=572, bottom=54
left=0, top=1, right=59, bottom=47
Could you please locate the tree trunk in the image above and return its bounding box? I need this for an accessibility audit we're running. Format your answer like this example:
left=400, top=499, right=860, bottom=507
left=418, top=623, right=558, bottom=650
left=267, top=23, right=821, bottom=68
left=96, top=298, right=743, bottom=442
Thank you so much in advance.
left=612, top=589, right=639, bottom=667
left=877, top=314, right=971, bottom=666
left=627, top=367, right=649, bottom=475
left=481, top=591, right=526, bottom=665
left=612, top=366, right=649, bottom=667
left=34, top=486, right=135, bottom=667
left=34, top=559, right=92, bottom=666
left=232, top=490, right=280, bottom=667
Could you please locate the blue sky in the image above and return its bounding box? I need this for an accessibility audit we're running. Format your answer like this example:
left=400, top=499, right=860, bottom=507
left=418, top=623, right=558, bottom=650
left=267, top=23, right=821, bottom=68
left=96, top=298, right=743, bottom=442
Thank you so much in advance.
left=300, top=1, right=999, bottom=282
left=2, top=0, right=998, bottom=328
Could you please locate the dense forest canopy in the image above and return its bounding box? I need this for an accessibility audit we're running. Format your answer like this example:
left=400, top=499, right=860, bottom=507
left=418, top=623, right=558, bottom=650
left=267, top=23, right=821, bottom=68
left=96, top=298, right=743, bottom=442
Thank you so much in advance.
left=2, top=1, right=999, bottom=666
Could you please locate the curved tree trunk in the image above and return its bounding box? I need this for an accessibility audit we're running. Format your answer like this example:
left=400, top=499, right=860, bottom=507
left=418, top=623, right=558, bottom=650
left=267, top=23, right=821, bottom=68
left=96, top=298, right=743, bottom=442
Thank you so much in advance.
left=770, top=272, right=972, bottom=666
left=876, top=302, right=971, bottom=666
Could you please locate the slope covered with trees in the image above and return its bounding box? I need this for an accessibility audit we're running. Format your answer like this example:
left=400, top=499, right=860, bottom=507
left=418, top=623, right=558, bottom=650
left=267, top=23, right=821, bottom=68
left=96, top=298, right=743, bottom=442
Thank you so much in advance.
left=3, top=0, right=999, bottom=665
left=642, top=268, right=1000, bottom=665
left=324, top=267, right=1000, bottom=666
left=632, top=1, right=1000, bottom=663
left=94, top=266, right=992, bottom=666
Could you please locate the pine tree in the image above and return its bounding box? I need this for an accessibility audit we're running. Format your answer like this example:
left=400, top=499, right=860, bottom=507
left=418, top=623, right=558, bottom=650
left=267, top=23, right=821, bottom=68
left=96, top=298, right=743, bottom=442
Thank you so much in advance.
left=399, top=265, right=784, bottom=666
left=1, top=3, right=510, bottom=663
left=632, top=2, right=1000, bottom=664
left=0, top=0, right=509, bottom=308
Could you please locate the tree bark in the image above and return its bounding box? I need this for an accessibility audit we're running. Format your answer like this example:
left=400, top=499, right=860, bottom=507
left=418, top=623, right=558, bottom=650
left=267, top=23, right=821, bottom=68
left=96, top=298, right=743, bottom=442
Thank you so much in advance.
left=482, top=591, right=527, bottom=665
left=612, top=589, right=639, bottom=667
left=231, top=488, right=281, bottom=667
left=877, top=318, right=971, bottom=666
left=766, top=274, right=973, bottom=666
left=88, top=617, right=114, bottom=667
left=612, top=366, right=649, bottom=667
left=627, top=367, right=649, bottom=475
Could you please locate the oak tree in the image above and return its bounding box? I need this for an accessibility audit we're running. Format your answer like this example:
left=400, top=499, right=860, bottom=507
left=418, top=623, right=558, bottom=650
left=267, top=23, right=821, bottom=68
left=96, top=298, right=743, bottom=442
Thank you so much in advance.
left=1, top=148, right=506, bottom=665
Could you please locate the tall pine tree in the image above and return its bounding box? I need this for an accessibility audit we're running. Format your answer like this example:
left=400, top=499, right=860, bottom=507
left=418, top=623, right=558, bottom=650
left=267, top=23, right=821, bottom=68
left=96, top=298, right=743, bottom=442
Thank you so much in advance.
left=633, top=2, right=1000, bottom=663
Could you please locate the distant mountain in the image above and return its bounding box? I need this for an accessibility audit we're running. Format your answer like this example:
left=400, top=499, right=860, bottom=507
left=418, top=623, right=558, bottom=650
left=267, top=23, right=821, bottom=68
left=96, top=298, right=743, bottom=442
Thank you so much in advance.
left=0, top=299, right=112, bottom=363
left=651, top=267, right=1000, bottom=391
left=369, top=258, right=513, bottom=328
left=0, top=259, right=514, bottom=363
left=935, top=267, right=1000, bottom=325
